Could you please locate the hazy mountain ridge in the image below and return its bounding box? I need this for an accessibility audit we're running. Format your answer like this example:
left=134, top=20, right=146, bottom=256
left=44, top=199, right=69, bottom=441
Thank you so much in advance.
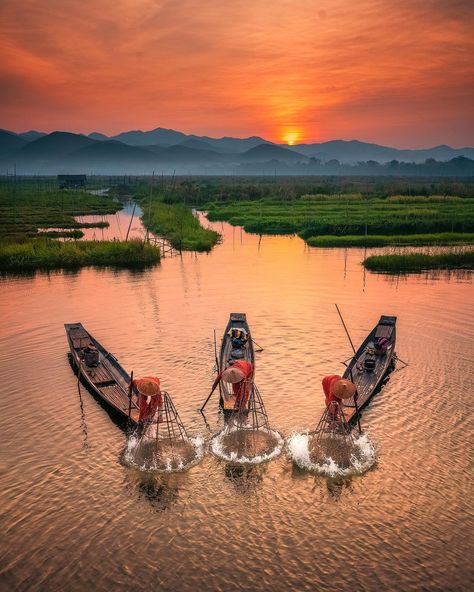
left=1, top=128, right=473, bottom=175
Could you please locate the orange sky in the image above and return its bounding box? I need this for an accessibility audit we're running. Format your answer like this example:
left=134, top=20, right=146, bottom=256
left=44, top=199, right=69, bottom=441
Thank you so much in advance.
left=1, top=0, right=473, bottom=147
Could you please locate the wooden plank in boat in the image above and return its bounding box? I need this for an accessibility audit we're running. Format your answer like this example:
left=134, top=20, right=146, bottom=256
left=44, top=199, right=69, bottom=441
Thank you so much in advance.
left=375, top=325, right=393, bottom=339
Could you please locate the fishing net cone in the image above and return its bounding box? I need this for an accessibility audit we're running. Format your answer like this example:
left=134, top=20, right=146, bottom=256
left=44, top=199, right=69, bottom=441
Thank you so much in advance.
left=308, top=400, right=356, bottom=466
left=127, top=391, right=197, bottom=471
left=308, top=435, right=355, bottom=468
left=220, top=428, right=279, bottom=459
left=213, top=383, right=282, bottom=463
left=226, top=383, right=271, bottom=432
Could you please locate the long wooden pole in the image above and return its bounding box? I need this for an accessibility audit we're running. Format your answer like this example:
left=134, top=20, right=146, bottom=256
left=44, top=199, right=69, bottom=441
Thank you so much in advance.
left=335, top=304, right=362, bottom=434
left=335, top=304, right=356, bottom=354
left=200, top=331, right=221, bottom=413
left=128, top=370, right=134, bottom=421
left=125, top=202, right=136, bottom=242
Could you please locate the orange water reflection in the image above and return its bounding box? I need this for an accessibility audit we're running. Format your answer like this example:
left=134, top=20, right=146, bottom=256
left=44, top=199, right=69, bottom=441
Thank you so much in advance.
left=0, top=215, right=472, bottom=591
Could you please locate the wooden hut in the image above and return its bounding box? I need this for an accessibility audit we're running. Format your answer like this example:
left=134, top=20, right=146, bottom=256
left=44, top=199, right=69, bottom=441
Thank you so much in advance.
left=58, top=174, right=87, bottom=189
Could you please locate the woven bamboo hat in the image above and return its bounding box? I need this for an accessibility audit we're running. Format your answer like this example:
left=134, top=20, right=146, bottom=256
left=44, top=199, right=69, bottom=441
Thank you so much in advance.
left=331, top=378, right=356, bottom=399
left=135, top=377, right=161, bottom=397
left=222, top=367, right=245, bottom=383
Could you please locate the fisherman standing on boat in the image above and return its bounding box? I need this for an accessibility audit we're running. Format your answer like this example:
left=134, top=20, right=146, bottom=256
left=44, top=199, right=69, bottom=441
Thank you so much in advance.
left=210, top=360, right=254, bottom=410
left=322, top=375, right=356, bottom=417
left=132, top=376, right=163, bottom=423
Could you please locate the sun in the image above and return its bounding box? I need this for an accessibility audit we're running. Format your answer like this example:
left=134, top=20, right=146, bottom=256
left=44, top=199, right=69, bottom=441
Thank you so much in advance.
left=283, top=131, right=301, bottom=146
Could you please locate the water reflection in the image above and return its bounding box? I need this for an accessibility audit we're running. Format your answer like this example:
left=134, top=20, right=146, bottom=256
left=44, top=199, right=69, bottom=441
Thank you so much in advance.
left=0, top=211, right=472, bottom=592
left=224, top=463, right=265, bottom=494
left=123, top=469, right=185, bottom=513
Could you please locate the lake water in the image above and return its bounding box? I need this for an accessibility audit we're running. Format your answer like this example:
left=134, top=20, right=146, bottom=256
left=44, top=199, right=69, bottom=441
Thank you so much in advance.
left=1, top=212, right=473, bottom=591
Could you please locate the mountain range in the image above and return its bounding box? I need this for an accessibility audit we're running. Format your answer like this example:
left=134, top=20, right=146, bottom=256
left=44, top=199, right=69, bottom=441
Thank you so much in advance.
left=1, top=127, right=473, bottom=175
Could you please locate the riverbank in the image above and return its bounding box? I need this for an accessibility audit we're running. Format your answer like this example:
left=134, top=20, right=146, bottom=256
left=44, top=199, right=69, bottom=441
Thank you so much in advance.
left=306, top=232, right=474, bottom=247
left=0, top=238, right=160, bottom=271
left=362, top=250, right=474, bottom=272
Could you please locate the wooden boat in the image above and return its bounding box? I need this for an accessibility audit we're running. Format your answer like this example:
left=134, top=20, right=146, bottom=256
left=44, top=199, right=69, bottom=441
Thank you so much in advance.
left=65, top=323, right=140, bottom=426
left=342, top=315, right=397, bottom=425
left=218, top=313, right=255, bottom=411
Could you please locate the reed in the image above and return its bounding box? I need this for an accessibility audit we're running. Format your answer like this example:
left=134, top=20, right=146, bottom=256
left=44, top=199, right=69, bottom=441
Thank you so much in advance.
left=0, top=238, right=160, bottom=271
left=363, top=250, right=474, bottom=272
left=307, top=233, right=474, bottom=248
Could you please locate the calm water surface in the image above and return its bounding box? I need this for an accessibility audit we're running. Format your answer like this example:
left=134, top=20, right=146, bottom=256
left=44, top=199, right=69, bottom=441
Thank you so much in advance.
left=1, top=212, right=473, bottom=591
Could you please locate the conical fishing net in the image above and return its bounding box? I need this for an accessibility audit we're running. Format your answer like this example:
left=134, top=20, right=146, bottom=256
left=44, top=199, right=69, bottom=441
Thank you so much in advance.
left=126, top=391, right=200, bottom=471
left=309, top=400, right=355, bottom=467
left=212, top=384, right=283, bottom=462
left=288, top=400, right=376, bottom=476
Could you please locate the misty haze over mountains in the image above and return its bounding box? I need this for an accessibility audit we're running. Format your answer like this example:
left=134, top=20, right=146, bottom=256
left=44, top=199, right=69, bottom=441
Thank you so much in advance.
left=1, top=127, right=473, bottom=176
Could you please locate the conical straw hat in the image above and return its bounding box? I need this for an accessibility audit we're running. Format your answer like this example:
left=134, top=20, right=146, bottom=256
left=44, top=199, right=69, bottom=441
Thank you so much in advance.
left=135, top=377, right=161, bottom=397
left=331, top=379, right=356, bottom=399
left=222, top=367, right=245, bottom=383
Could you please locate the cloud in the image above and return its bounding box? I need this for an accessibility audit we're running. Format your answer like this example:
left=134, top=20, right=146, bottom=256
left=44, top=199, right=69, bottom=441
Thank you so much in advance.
left=0, top=0, right=472, bottom=145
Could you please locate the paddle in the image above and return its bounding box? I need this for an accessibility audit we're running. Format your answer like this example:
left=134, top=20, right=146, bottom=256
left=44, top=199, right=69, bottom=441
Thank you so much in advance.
left=200, top=382, right=218, bottom=413
left=200, top=330, right=222, bottom=413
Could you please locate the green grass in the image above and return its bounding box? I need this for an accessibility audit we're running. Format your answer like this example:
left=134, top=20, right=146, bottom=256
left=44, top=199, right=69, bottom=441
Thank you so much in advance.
left=142, top=202, right=220, bottom=251
left=363, top=250, right=474, bottom=272
left=39, top=230, right=85, bottom=239
left=205, top=196, right=474, bottom=240
left=0, top=182, right=121, bottom=240
left=306, top=233, right=474, bottom=247
left=0, top=238, right=160, bottom=271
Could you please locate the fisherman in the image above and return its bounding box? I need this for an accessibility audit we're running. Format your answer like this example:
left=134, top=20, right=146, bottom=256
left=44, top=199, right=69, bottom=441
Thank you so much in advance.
left=322, top=375, right=356, bottom=417
left=132, top=376, right=163, bottom=423
left=211, top=359, right=254, bottom=410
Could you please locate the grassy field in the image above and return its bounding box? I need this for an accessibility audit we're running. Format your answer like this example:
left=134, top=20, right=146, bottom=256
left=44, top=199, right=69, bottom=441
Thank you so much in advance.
left=134, top=183, right=220, bottom=251
left=307, top=233, right=474, bottom=247
left=0, top=238, right=160, bottom=271
left=205, top=196, right=474, bottom=240
left=0, top=182, right=121, bottom=240
left=363, top=250, right=474, bottom=272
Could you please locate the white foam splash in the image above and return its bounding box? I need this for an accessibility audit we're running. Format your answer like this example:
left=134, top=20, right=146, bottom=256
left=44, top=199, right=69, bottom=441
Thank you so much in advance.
left=123, top=435, right=205, bottom=473
left=287, top=432, right=376, bottom=477
left=211, top=427, right=284, bottom=464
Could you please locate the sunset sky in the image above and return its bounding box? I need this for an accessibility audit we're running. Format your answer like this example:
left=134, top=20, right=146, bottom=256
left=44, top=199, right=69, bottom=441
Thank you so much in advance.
left=1, top=0, right=473, bottom=147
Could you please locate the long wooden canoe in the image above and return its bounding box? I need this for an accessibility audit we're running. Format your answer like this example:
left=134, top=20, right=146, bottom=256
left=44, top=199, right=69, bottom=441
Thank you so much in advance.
left=218, top=313, right=255, bottom=411
left=342, top=315, right=397, bottom=425
left=65, top=323, right=140, bottom=426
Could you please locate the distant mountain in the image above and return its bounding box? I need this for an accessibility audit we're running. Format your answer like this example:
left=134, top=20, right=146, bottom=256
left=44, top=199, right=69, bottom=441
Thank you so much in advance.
left=191, top=135, right=271, bottom=153
left=0, top=127, right=473, bottom=174
left=110, top=127, right=270, bottom=153
left=0, top=129, right=27, bottom=156
left=71, top=140, right=156, bottom=162
left=177, top=138, right=215, bottom=151
left=16, top=132, right=96, bottom=160
left=88, top=132, right=109, bottom=141
left=111, top=127, right=187, bottom=146
left=294, top=139, right=474, bottom=163
left=139, top=144, right=225, bottom=163
left=19, top=130, right=46, bottom=141
left=241, top=143, right=307, bottom=163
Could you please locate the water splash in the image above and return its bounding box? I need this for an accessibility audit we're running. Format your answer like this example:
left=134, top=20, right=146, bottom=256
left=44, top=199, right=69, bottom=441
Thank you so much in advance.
left=287, top=432, right=376, bottom=477
left=123, top=435, right=205, bottom=473
left=211, top=427, right=283, bottom=464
